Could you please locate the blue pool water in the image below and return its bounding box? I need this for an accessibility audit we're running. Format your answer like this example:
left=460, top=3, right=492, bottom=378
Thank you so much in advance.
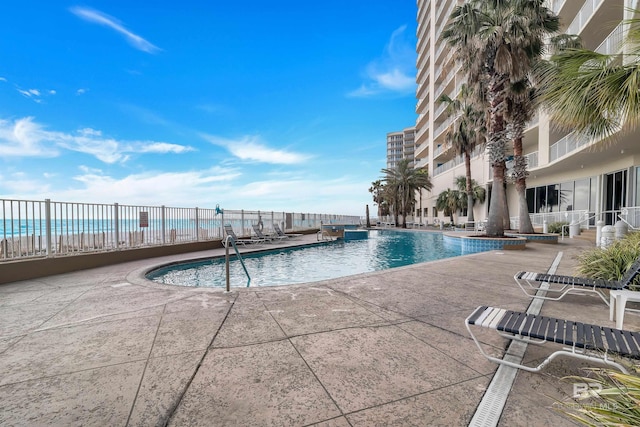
left=146, top=229, right=487, bottom=288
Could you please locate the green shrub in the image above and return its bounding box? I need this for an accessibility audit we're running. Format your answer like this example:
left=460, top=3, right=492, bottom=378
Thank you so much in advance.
left=576, top=232, right=640, bottom=290
left=547, top=221, right=569, bottom=235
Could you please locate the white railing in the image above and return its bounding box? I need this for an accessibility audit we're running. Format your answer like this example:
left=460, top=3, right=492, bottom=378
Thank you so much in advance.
left=567, top=0, right=604, bottom=36
left=0, top=198, right=359, bottom=261
left=509, top=208, right=640, bottom=231
left=548, top=0, right=567, bottom=15
left=414, top=157, right=430, bottom=169
left=525, top=151, right=539, bottom=169
left=433, top=145, right=484, bottom=176
left=509, top=210, right=590, bottom=230
left=549, top=132, right=589, bottom=162
left=434, top=114, right=459, bottom=139
left=595, top=22, right=624, bottom=55
left=620, top=207, right=640, bottom=229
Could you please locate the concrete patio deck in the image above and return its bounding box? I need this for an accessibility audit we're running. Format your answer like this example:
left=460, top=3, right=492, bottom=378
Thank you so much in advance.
left=1, top=233, right=638, bottom=426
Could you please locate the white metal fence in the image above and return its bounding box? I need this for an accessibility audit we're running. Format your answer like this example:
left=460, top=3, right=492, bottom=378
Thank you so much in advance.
left=509, top=208, right=640, bottom=231
left=0, top=198, right=360, bottom=261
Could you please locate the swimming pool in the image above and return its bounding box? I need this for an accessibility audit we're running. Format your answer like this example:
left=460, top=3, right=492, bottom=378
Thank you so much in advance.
left=146, top=229, right=488, bottom=288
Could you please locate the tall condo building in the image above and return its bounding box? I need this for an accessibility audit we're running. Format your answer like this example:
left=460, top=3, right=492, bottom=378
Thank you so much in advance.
left=386, top=127, right=416, bottom=170
left=415, top=0, right=640, bottom=227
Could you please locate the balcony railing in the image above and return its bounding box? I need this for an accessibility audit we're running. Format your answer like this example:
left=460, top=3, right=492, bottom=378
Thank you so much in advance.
left=549, top=132, right=592, bottom=162
left=595, top=22, right=624, bottom=55
left=547, top=0, right=567, bottom=15
left=567, top=0, right=604, bottom=36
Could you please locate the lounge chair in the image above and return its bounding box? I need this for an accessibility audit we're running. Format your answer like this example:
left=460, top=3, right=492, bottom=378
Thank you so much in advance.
left=466, top=305, right=640, bottom=374
left=273, top=224, right=302, bottom=239
left=252, top=224, right=286, bottom=243
left=223, top=224, right=264, bottom=246
left=513, top=257, right=640, bottom=305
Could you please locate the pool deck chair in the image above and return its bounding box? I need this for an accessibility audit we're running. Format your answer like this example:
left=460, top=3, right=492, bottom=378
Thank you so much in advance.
left=514, top=257, right=640, bottom=305
left=223, top=225, right=264, bottom=246
left=252, top=224, right=286, bottom=243
left=273, top=224, right=302, bottom=239
left=466, top=306, right=640, bottom=374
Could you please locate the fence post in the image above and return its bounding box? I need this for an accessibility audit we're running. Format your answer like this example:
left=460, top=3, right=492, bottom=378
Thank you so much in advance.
left=195, top=207, right=200, bottom=241
left=114, top=203, right=120, bottom=249
left=45, top=199, right=52, bottom=257
left=241, top=210, right=245, bottom=236
left=161, top=205, right=166, bottom=244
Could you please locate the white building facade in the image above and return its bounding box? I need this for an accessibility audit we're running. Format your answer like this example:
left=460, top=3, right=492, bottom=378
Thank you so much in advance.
left=415, top=0, right=640, bottom=228
left=387, top=127, right=416, bottom=171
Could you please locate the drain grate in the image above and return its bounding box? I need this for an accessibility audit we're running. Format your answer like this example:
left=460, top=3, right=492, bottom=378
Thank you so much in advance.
left=468, top=252, right=563, bottom=427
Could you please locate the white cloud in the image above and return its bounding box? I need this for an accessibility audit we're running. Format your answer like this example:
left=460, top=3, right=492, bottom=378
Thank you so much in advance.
left=0, top=116, right=194, bottom=163
left=348, top=25, right=416, bottom=98
left=0, top=77, right=7, bottom=82
left=136, top=142, right=195, bottom=154
left=16, top=87, right=55, bottom=102
left=0, top=117, right=59, bottom=157
left=76, top=88, right=87, bottom=95
left=203, top=134, right=311, bottom=165
left=70, top=6, right=161, bottom=54
left=65, top=167, right=241, bottom=206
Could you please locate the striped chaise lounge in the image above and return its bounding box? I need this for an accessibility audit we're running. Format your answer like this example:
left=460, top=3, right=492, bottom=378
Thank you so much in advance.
left=513, top=257, right=640, bottom=305
left=466, top=306, right=640, bottom=374
left=223, top=225, right=264, bottom=246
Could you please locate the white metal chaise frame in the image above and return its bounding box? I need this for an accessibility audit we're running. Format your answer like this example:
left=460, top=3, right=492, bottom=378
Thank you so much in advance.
left=513, top=257, right=640, bottom=305
left=465, top=305, right=638, bottom=374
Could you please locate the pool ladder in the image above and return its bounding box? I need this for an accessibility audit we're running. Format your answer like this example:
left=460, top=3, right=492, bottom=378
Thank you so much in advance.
left=224, top=235, right=251, bottom=291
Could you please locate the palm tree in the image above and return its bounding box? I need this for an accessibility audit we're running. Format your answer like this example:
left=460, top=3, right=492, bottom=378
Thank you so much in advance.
left=436, top=188, right=465, bottom=225
left=381, top=159, right=433, bottom=228
left=506, top=80, right=536, bottom=233
left=537, top=14, right=640, bottom=140
left=454, top=176, right=486, bottom=217
left=438, top=84, right=486, bottom=225
left=368, top=179, right=387, bottom=218
left=442, top=0, right=559, bottom=237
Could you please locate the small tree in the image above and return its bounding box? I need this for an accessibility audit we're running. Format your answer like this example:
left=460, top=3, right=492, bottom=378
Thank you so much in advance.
left=381, top=159, right=433, bottom=228
left=436, top=188, right=465, bottom=225
left=455, top=176, right=486, bottom=219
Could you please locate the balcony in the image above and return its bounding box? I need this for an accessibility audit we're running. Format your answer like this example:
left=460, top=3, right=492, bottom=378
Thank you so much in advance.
left=414, top=157, right=430, bottom=169
left=547, top=0, right=567, bottom=15
left=549, top=132, right=592, bottom=162
left=566, top=0, right=604, bottom=36
left=595, top=22, right=624, bottom=55
left=525, top=151, right=538, bottom=169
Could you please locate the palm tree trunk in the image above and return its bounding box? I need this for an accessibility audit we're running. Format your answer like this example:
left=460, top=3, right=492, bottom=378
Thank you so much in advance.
left=486, top=162, right=506, bottom=237
left=366, top=205, right=371, bottom=228
left=485, top=73, right=508, bottom=237
left=464, top=152, right=475, bottom=223
left=502, top=178, right=510, bottom=230
left=513, top=137, right=534, bottom=233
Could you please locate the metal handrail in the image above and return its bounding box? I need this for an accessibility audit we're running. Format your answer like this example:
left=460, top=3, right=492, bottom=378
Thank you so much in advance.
left=561, top=213, right=597, bottom=241
left=224, top=235, right=251, bottom=291
left=617, top=210, right=639, bottom=231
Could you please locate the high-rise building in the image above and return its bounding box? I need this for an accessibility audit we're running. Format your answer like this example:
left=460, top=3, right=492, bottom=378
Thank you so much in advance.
left=415, top=0, right=640, bottom=228
left=386, top=127, right=416, bottom=170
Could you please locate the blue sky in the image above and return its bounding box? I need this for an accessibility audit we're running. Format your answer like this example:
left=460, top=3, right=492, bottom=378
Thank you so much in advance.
left=0, top=1, right=417, bottom=216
